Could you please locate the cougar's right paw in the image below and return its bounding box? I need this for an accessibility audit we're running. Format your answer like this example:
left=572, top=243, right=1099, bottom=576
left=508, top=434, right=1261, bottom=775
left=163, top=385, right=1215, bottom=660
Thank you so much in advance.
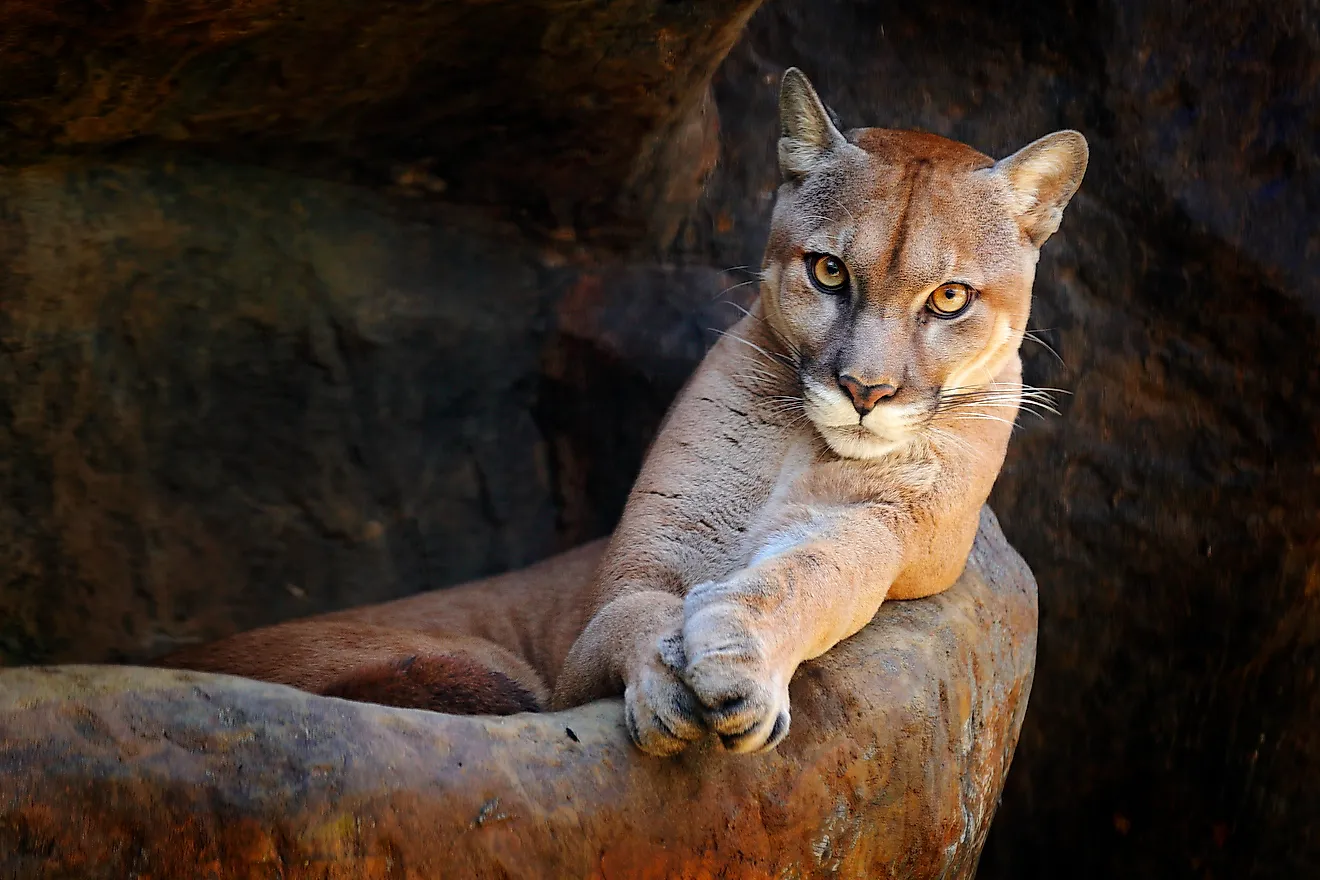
left=623, top=632, right=705, bottom=757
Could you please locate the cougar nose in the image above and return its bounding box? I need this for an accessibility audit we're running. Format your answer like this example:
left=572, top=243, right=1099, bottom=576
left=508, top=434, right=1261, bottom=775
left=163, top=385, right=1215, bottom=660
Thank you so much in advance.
left=837, top=374, right=898, bottom=416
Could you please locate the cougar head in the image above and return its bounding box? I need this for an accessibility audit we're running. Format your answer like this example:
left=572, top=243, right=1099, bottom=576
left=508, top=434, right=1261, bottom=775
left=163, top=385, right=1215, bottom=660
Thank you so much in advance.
left=761, top=68, right=1087, bottom=460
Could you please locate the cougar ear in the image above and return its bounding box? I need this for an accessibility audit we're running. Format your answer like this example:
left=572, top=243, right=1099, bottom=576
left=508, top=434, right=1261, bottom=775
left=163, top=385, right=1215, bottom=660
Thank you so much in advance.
left=991, top=130, right=1089, bottom=247
left=778, top=67, right=847, bottom=181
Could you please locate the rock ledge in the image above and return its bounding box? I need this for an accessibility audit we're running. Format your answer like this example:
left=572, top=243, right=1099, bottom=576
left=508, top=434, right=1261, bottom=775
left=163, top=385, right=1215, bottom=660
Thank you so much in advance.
left=0, top=507, right=1036, bottom=879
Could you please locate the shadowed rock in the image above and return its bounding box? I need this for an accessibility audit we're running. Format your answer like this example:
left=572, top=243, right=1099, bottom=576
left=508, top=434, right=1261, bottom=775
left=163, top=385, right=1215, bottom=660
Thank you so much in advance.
left=0, top=0, right=760, bottom=241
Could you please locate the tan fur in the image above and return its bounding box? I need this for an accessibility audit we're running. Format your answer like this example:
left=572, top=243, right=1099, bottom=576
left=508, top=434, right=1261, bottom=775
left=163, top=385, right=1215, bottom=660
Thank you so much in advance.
left=162, top=69, right=1086, bottom=756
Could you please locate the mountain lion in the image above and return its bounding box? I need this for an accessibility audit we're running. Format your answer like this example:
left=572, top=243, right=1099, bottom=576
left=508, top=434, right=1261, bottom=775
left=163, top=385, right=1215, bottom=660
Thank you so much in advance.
left=163, top=69, right=1086, bottom=756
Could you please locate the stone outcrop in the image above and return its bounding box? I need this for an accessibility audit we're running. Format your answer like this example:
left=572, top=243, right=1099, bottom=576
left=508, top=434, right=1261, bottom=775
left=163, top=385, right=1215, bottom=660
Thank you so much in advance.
left=0, top=0, right=759, bottom=243
left=0, top=509, right=1036, bottom=880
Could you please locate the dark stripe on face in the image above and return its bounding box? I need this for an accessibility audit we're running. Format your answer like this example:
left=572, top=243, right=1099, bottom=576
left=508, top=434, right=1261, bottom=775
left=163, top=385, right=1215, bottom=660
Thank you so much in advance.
left=882, top=160, right=929, bottom=280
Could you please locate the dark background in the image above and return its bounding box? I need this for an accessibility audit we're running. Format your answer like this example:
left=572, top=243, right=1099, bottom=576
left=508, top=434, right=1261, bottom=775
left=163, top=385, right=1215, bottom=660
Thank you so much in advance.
left=0, top=0, right=1316, bottom=877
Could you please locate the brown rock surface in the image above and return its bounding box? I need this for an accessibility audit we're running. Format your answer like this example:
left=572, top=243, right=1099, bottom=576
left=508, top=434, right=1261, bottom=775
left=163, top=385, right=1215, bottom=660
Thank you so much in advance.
left=0, top=0, right=758, bottom=241
left=0, top=507, right=1037, bottom=880
left=0, top=155, right=753, bottom=665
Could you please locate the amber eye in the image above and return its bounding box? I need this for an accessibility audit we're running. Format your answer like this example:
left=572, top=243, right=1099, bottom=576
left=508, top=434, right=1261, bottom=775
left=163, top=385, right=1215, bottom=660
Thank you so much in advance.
left=927, top=282, right=974, bottom=317
left=807, top=253, right=849, bottom=293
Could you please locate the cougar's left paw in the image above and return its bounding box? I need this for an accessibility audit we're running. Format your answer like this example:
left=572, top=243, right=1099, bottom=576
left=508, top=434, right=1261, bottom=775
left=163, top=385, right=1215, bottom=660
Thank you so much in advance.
left=681, top=601, right=791, bottom=754
left=623, top=630, right=706, bottom=757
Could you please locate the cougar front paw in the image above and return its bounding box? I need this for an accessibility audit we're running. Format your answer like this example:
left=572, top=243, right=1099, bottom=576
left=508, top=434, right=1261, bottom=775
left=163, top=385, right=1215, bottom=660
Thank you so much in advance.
left=623, top=631, right=706, bottom=757
left=681, top=602, right=791, bottom=754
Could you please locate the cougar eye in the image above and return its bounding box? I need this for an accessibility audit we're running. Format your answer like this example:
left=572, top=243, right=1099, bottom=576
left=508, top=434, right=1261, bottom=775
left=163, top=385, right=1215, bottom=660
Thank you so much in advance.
left=807, top=253, right=849, bottom=293
left=927, top=282, right=975, bottom=318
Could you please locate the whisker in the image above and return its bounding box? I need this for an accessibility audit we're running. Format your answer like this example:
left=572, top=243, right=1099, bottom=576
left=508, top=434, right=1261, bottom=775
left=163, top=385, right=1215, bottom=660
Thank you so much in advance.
left=939, top=400, right=1048, bottom=412
left=719, top=301, right=803, bottom=361
left=941, top=391, right=1060, bottom=406
left=950, top=391, right=1062, bottom=407
left=709, top=328, right=799, bottom=372
left=735, top=369, right=781, bottom=385
left=1015, top=396, right=1063, bottom=409
left=1015, top=409, right=1061, bottom=420
left=940, top=403, right=1054, bottom=421
left=1025, top=332, right=1065, bottom=367
left=710, top=277, right=763, bottom=302
left=939, top=395, right=1061, bottom=417
left=926, top=425, right=977, bottom=457
left=936, top=412, right=1022, bottom=430
left=943, top=399, right=1053, bottom=411
left=1010, top=325, right=1066, bottom=367
left=740, top=360, right=792, bottom=382
left=723, top=300, right=756, bottom=320
left=940, top=382, right=1072, bottom=396
left=766, top=405, right=811, bottom=427
left=822, top=195, right=857, bottom=223
left=938, top=386, right=1068, bottom=411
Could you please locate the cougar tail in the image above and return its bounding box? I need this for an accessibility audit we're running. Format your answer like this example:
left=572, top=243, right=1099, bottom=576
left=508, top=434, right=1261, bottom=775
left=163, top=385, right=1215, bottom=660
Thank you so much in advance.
left=158, top=622, right=549, bottom=716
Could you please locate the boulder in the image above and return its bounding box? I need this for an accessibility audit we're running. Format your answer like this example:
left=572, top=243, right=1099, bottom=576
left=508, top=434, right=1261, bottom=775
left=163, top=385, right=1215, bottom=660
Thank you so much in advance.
left=0, top=507, right=1036, bottom=880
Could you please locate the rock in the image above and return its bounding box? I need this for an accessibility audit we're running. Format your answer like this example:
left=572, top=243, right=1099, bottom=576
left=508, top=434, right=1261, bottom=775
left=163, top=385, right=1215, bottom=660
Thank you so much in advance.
left=0, top=155, right=757, bottom=665
left=0, top=507, right=1037, bottom=880
left=0, top=0, right=760, bottom=241
left=0, top=160, right=564, bottom=664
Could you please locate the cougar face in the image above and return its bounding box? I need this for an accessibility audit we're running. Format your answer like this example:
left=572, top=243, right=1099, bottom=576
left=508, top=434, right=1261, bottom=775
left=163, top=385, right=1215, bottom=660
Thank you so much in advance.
left=760, top=70, right=1087, bottom=460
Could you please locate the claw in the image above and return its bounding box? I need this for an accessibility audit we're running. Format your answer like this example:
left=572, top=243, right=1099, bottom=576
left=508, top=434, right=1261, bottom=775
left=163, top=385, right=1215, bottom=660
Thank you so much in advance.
left=624, top=701, right=642, bottom=745
left=623, top=649, right=710, bottom=757
left=711, top=712, right=759, bottom=739
left=656, top=631, right=687, bottom=671
left=714, top=695, right=747, bottom=716
left=765, top=711, right=790, bottom=749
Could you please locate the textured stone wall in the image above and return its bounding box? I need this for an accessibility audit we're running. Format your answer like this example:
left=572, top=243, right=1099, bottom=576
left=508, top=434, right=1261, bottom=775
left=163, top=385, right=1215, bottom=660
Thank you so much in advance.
left=0, top=0, right=758, bottom=241
left=0, top=159, right=754, bottom=664
left=0, top=162, right=553, bottom=662
left=0, top=0, right=1317, bottom=877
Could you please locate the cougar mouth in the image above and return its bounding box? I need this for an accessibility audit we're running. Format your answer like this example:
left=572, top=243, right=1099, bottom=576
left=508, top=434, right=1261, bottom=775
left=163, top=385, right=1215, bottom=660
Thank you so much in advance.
left=798, top=375, right=944, bottom=460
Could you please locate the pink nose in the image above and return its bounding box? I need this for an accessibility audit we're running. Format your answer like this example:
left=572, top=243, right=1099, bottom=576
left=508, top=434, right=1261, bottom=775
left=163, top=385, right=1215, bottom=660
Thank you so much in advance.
left=837, top=374, right=897, bottom=415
